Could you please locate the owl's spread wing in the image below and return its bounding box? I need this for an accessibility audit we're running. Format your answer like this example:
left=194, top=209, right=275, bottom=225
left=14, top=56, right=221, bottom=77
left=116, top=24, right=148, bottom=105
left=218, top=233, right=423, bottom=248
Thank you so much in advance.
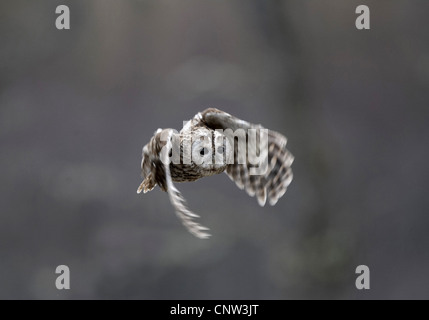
left=162, top=130, right=211, bottom=239
left=201, top=108, right=294, bottom=206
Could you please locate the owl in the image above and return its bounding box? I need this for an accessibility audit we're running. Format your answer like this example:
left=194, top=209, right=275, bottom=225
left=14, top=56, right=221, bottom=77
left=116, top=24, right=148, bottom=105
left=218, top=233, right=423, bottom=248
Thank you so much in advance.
left=137, top=108, right=294, bottom=239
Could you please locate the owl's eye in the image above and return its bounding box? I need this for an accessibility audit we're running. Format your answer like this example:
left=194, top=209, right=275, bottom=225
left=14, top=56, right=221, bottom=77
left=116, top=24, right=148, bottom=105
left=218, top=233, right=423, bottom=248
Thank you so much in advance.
left=217, top=146, right=225, bottom=154
left=200, top=147, right=209, bottom=156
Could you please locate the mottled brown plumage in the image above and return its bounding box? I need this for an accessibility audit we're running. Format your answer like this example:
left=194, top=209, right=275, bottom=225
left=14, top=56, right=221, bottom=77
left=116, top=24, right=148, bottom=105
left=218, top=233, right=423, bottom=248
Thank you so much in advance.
left=137, top=108, right=294, bottom=239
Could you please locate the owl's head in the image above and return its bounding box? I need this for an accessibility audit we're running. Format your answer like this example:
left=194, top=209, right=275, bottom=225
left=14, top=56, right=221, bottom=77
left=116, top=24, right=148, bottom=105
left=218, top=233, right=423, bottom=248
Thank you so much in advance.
left=187, top=128, right=233, bottom=173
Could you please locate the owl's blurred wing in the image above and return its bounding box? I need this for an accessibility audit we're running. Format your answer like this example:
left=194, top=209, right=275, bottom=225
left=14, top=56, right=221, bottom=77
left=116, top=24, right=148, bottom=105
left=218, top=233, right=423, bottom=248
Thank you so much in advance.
left=162, top=130, right=211, bottom=239
left=201, top=108, right=294, bottom=206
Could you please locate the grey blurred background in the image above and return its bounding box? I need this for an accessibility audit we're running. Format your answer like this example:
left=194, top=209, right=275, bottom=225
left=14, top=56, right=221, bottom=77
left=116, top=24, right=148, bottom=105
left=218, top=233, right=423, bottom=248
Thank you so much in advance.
left=1, top=0, right=428, bottom=299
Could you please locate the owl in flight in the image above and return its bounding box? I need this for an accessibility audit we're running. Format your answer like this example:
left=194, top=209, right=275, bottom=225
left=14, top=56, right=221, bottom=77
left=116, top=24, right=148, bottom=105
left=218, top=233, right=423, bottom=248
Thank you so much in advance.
left=137, top=108, right=294, bottom=239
